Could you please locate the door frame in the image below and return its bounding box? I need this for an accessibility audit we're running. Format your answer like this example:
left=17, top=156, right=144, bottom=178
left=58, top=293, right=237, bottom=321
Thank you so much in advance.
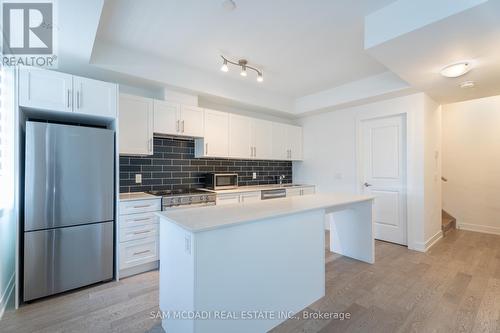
left=356, top=109, right=417, bottom=250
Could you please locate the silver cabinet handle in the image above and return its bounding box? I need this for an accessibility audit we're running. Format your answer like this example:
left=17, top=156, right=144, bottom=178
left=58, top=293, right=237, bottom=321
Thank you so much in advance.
left=133, top=250, right=150, bottom=256
left=67, top=90, right=71, bottom=108
left=133, top=230, right=151, bottom=235
left=254, top=147, right=256, bottom=157
left=76, top=91, right=80, bottom=109
left=176, top=120, right=180, bottom=132
left=149, top=138, right=153, bottom=152
left=250, top=146, right=253, bottom=157
left=181, top=120, right=185, bottom=133
left=205, top=143, right=208, bottom=155
left=133, top=217, right=150, bottom=222
left=364, top=182, right=373, bottom=187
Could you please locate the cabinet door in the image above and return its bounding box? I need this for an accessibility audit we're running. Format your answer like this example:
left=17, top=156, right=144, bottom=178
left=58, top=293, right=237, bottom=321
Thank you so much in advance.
left=180, top=105, right=204, bottom=137
left=287, top=125, right=303, bottom=161
left=240, top=191, right=261, bottom=203
left=252, top=119, right=273, bottom=160
left=19, top=67, right=73, bottom=112
left=301, top=186, right=315, bottom=195
left=119, top=94, right=154, bottom=155
left=154, top=100, right=180, bottom=135
left=73, top=77, right=117, bottom=118
left=229, top=114, right=252, bottom=159
left=216, top=193, right=240, bottom=206
left=203, top=109, right=229, bottom=157
left=271, top=122, right=288, bottom=160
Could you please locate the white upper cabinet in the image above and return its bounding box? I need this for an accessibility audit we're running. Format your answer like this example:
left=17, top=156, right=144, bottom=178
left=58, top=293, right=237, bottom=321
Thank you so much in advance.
left=252, top=118, right=273, bottom=160
left=73, top=77, right=117, bottom=118
left=180, top=105, right=204, bottom=137
left=288, top=125, right=303, bottom=160
left=119, top=94, right=154, bottom=156
left=19, top=67, right=117, bottom=118
left=153, top=102, right=203, bottom=137
left=153, top=100, right=180, bottom=135
left=272, top=123, right=303, bottom=161
left=229, top=115, right=273, bottom=160
left=272, top=122, right=288, bottom=160
left=229, top=114, right=252, bottom=159
left=19, top=67, right=73, bottom=113
left=196, top=109, right=229, bottom=158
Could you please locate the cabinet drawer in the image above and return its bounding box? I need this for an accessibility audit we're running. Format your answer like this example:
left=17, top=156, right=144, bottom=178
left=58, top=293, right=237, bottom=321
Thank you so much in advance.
left=119, top=199, right=161, bottom=215
left=119, top=237, right=158, bottom=270
left=240, top=191, right=261, bottom=203
left=301, top=186, right=315, bottom=195
left=120, top=223, right=158, bottom=243
left=216, top=194, right=240, bottom=206
left=286, top=188, right=302, bottom=197
left=119, top=212, right=158, bottom=229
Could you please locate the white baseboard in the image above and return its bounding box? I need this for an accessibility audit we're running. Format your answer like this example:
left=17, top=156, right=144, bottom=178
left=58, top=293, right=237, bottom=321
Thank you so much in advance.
left=412, top=230, right=443, bottom=252
left=0, top=273, right=15, bottom=320
left=457, top=223, right=500, bottom=235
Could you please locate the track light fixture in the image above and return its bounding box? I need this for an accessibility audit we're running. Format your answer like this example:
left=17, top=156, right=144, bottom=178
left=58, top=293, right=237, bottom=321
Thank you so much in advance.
left=220, top=55, right=263, bottom=82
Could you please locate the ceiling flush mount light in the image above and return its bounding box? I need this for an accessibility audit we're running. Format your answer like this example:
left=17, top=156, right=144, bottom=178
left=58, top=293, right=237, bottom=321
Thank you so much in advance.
left=460, top=80, right=475, bottom=88
left=220, top=55, right=263, bottom=82
left=440, top=62, right=471, bottom=78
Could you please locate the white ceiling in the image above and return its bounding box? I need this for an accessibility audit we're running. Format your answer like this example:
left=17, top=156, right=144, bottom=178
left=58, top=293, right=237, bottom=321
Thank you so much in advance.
left=96, top=0, right=395, bottom=98
left=365, top=0, right=500, bottom=104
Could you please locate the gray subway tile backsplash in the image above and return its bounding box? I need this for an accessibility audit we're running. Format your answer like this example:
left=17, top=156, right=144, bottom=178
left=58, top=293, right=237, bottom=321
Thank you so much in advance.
left=119, top=137, right=292, bottom=193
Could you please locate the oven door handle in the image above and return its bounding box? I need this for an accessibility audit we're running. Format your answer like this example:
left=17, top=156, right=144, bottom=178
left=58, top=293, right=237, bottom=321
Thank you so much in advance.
left=163, top=202, right=216, bottom=210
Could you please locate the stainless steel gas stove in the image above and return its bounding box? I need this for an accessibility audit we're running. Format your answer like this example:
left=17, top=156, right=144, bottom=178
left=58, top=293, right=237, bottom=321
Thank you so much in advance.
left=146, top=189, right=216, bottom=210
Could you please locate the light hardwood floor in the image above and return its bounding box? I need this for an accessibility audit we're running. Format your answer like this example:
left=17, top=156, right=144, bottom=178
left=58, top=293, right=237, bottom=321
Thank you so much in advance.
left=1, top=230, right=499, bottom=333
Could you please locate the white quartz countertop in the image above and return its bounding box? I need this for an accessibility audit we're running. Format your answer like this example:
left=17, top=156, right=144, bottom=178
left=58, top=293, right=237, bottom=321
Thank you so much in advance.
left=119, top=192, right=159, bottom=202
left=156, top=193, right=374, bottom=233
left=199, top=184, right=315, bottom=194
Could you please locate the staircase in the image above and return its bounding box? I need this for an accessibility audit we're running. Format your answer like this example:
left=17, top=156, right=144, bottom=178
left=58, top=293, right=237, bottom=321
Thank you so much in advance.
left=442, top=210, right=456, bottom=236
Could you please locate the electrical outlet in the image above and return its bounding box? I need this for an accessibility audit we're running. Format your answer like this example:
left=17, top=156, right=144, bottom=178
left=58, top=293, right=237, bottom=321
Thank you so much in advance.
left=252, top=172, right=257, bottom=179
left=135, top=174, right=142, bottom=184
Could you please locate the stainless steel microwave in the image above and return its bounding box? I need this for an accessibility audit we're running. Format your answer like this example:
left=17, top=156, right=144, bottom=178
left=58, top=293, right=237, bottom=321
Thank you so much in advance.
left=206, top=173, right=238, bottom=190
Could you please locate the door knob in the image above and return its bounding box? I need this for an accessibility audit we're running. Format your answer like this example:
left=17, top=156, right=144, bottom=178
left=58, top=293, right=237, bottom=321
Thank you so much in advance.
left=364, top=182, right=373, bottom=187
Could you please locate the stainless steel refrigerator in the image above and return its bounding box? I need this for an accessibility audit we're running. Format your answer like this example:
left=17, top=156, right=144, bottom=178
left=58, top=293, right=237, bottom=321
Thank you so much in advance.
left=24, top=121, right=114, bottom=302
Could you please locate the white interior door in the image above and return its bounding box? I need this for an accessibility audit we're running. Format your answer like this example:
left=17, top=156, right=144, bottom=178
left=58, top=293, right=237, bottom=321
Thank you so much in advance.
left=361, top=115, right=407, bottom=245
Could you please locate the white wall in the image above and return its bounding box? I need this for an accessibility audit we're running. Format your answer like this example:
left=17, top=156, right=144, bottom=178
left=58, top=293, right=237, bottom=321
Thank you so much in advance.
left=0, top=69, right=16, bottom=318
left=442, top=95, right=500, bottom=235
left=293, top=93, right=441, bottom=251
left=423, top=96, right=442, bottom=244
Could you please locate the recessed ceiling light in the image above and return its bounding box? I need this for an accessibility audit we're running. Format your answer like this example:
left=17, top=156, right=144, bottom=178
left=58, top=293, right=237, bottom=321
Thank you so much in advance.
left=460, top=81, right=475, bottom=88
left=440, top=62, right=471, bottom=78
left=222, top=0, right=236, bottom=11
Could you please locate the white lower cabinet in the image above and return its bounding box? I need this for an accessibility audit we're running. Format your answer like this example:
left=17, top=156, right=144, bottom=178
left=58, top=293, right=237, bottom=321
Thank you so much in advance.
left=216, top=191, right=261, bottom=205
left=119, top=198, right=161, bottom=278
left=286, top=186, right=316, bottom=197
left=119, top=237, right=158, bottom=270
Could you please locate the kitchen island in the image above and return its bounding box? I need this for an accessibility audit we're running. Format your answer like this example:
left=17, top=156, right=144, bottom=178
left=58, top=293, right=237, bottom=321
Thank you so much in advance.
left=156, top=193, right=374, bottom=333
